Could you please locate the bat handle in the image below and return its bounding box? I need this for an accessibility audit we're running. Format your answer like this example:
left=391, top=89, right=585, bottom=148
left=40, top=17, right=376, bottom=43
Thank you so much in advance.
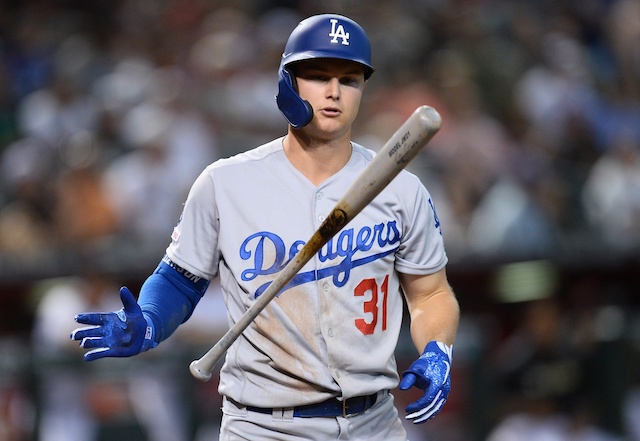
left=189, top=359, right=213, bottom=382
left=189, top=305, right=260, bottom=381
left=188, top=234, right=323, bottom=381
left=189, top=343, right=224, bottom=381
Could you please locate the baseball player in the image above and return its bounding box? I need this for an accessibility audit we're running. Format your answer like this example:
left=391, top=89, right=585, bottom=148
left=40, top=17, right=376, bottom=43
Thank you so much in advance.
left=71, top=14, right=459, bottom=441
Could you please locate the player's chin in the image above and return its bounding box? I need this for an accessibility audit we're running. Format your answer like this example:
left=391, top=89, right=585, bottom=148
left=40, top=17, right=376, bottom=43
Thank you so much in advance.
left=314, top=117, right=351, bottom=135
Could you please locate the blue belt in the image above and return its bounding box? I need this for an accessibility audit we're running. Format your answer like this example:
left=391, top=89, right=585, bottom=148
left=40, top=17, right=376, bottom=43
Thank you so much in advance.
left=246, top=391, right=382, bottom=418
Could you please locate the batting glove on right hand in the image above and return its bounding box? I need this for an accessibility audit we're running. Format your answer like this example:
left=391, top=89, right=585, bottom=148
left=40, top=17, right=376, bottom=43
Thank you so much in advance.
left=70, top=286, right=156, bottom=361
left=399, top=340, right=453, bottom=424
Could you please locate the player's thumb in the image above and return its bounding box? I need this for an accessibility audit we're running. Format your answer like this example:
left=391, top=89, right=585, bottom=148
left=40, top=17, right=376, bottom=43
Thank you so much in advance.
left=119, top=286, right=140, bottom=313
left=399, top=373, right=418, bottom=390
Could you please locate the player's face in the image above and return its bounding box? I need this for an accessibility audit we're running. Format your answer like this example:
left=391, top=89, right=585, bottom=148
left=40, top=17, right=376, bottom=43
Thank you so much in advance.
left=293, top=59, right=366, bottom=138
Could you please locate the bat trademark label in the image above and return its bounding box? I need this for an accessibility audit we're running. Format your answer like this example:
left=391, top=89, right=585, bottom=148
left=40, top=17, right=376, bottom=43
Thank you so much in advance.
left=388, top=130, right=410, bottom=158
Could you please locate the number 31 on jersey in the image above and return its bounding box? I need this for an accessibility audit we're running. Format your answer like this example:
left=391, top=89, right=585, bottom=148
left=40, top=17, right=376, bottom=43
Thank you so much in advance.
left=354, top=275, right=389, bottom=335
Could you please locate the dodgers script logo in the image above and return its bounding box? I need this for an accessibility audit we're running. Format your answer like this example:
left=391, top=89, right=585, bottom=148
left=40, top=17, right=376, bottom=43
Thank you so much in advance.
left=329, top=18, right=350, bottom=45
left=240, top=221, right=401, bottom=298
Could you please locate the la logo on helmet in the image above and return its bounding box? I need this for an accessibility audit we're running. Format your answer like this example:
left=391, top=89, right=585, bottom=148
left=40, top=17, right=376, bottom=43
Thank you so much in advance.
left=329, top=19, right=350, bottom=45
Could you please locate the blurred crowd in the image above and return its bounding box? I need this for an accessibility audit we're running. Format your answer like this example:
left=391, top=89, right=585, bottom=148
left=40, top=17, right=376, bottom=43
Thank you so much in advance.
left=0, top=0, right=639, bottom=440
left=0, top=0, right=639, bottom=272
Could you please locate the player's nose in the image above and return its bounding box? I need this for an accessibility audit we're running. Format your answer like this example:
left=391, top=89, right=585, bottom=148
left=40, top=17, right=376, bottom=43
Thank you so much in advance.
left=325, top=77, right=341, bottom=99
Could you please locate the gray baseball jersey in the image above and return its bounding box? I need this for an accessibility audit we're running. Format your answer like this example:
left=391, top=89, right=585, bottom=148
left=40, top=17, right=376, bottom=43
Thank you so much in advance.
left=166, top=137, right=447, bottom=408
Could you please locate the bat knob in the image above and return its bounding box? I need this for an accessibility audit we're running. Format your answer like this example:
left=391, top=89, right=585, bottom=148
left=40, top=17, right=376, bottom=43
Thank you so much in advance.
left=189, top=360, right=213, bottom=382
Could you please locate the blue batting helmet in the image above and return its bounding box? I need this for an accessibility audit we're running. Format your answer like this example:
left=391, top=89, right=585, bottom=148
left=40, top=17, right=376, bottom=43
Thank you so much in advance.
left=276, top=14, right=375, bottom=128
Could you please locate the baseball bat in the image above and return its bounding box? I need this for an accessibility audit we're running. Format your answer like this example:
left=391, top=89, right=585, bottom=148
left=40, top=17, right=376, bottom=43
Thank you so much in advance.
left=189, top=105, right=442, bottom=381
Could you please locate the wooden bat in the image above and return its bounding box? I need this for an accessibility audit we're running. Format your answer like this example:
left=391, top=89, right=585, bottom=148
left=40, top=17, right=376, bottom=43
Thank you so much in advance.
left=189, top=105, right=443, bottom=381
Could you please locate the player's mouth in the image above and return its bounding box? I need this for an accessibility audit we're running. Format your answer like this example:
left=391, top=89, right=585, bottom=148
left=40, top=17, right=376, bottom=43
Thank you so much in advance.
left=320, top=107, right=341, bottom=117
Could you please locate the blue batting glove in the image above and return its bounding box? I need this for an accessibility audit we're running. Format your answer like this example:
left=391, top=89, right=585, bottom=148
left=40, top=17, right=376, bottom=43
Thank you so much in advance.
left=399, top=340, right=453, bottom=424
left=70, top=286, right=156, bottom=361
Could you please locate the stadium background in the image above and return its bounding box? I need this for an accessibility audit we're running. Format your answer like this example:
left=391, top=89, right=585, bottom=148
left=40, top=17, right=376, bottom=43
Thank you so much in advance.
left=0, top=0, right=639, bottom=440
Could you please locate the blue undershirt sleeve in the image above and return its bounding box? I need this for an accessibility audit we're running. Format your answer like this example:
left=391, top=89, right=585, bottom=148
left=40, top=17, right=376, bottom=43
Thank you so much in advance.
left=137, top=255, right=210, bottom=344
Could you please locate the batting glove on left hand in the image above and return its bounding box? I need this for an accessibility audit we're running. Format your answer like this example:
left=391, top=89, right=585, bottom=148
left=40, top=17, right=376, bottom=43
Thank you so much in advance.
left=399, top=340, right=453, bottom=424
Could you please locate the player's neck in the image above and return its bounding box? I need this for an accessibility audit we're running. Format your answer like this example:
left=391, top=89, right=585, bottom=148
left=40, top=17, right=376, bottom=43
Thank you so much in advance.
left=283, top=131, right=353, bottom=186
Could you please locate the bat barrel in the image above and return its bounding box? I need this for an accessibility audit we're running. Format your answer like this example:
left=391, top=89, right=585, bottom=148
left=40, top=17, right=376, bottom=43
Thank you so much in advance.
left=333, top=105, right=441, bottom=219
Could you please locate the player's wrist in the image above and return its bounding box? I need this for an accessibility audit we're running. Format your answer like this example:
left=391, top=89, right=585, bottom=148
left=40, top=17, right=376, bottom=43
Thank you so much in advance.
left=140, top=314, right=158, bottom=352
left=423, top=340, right=453, bottom=360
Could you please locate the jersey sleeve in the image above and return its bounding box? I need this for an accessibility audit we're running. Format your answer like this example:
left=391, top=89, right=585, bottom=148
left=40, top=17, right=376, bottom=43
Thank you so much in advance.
left=166, top=166, right=220, bottom=280
left=395, top=175, right=448, bottom=275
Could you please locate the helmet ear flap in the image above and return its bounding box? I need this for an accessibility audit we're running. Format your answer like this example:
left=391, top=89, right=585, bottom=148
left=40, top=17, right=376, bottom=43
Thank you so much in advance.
left=276, top=67, right=313, bottom=129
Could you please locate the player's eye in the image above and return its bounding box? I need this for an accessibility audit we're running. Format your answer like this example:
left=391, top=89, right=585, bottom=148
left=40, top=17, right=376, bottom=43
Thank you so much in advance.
left=310, top=73, right=331, bottom=82
left=340, top=76, right=362, bottom=87
left=297, top=69, right=328, bottom=80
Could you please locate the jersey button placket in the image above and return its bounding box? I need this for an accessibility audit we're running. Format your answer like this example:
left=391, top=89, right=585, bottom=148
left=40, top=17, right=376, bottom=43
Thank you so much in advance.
left=314, top=186, right=343, bottom=384
left=320, top=281, right=343, bottom=384
left=321, top=282, right=332, bottom=338
left=315, top=192, right=325, bottom=223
